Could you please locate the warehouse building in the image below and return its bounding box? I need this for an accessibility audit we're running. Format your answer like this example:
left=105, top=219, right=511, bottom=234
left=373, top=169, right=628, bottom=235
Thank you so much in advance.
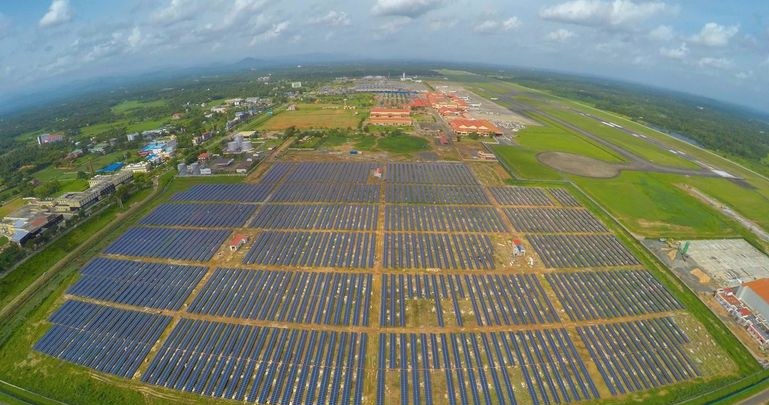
left=736, top=279, right=769, bottom=322
left=0, top=206, right=64, bottom=244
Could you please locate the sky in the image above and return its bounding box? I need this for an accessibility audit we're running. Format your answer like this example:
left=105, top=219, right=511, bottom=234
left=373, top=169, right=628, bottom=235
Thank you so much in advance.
left=1, top=0, right=768, bottom=112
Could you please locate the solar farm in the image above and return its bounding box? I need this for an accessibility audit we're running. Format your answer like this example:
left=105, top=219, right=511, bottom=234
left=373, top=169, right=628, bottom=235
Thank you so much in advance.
left=33, top=160, right=728, bottom=404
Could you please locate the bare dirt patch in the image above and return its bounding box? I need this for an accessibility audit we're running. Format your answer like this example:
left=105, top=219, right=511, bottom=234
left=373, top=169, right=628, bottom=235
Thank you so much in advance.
left=538, top=151, right=621, bottom=178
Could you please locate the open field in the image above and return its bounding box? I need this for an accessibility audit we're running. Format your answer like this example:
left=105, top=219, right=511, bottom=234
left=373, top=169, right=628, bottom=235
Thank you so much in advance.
left=0, top=198, right=25, bottom=217
left=259, top=103, right=364, bottom=130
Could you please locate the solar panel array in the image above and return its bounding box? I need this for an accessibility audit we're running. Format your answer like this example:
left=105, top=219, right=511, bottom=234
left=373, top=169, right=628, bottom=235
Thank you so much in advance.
left=104, top=227, right=230, bottom=261
left=35, top=301, right=170, bottom=378
left=35, top=161, right=702, bottom=405
left=140, top=203, right=257, bottom=227
left=189, top=268, right=372, bottom=326
left=68, top=258, right=207, bottom=310
left=143, top=320, right=368, bottom=403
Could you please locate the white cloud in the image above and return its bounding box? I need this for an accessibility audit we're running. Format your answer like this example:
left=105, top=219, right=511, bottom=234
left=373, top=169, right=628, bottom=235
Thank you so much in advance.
left=546, top=28, right=575, bottom=42
left=260, top=21, right=289, bottom=41
left=127, top=27, right=142, bottom=49
left=310, top=11, right=352, bottom=27
left=39, top=0, right=72, bottom=28
left=151, top=0, right=201, bottom=25
left=540, top=0, right=670, bottom=28
left=473, top=17, right=520, bottom=34
left=735, top=71, right=752, bottom=80
left=659, top=42, right=688, bottom=59
left=375, top=17, right=411, bottom=38
left=697, top=56, right=734, bottom=70
left=648, top=25, right=674, bottom=41
left=428, top=18, right=457, bottom=31
left=372, top=0, right=446, bottom=18
left=690, top=22, right=739, bottom=47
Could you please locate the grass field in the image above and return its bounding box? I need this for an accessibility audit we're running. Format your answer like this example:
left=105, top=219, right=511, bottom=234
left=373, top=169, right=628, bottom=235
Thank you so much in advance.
left=258, top=103, right=363, bottom=130
left=377, top=133, right=429, bottom=153
left=111, top=99, right=168, bottom=115
left=0, top=199, right=25, bottom=217
left=516, top=114, right=625, bottom=163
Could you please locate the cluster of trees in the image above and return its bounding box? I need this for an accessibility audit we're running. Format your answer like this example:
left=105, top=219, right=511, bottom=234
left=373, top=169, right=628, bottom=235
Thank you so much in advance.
left=493, top=71, right=769, bottom=162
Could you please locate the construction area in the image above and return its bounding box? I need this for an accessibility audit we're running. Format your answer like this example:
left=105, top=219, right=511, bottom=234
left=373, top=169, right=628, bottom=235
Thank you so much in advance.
left=32, top=161, right=733, bottom=405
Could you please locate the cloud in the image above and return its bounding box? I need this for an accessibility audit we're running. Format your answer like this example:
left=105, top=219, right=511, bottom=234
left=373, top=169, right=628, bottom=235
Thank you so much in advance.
left=39, top=0, right=72, bottom=28
left=690, top=22, right=739, bottom=47
left=735, top=71, right=753, bottom=80
left=260, top=21, right=289, bottom=41
left=151, top=0, right=201, bottom=25
left=648, top=25, right=674, bottom=41
left=473, top=17, right=521, bottom=34
left=697, top=56, right=734, bottom=70
left=374, top=17, right=411, bottom=38
left=659, top=42, right=688, bottom=59
left=310, top=11, right=351, bottom=27
left=372, top=0, right=446, bottom=18
left=428, top=18, right=457, bottom=31
left=546, top=28, right=575, bottom=42
left=540, top=0, right=670, bottom=28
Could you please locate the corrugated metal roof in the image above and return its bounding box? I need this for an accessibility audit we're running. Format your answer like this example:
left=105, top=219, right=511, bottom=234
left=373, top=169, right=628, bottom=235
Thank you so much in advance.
left=745, top=278, right=769, bottom=303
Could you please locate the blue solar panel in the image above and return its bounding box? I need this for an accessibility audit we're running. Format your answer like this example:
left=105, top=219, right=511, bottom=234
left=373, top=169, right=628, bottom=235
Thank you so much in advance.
left=270, top=182, right=379, bottom=203
left=68, top=257, right=208, bottom=310
left=385, top=205, right=507, bottom=232
left=34, top=301, right=170, bottom=378
left=383, top=233, right=494, bottom=270
left=142, top=320, right=367, bottom=403
left=244, top=231, right=376, bottom=268
left=250, top=204, right=378, bottom=230
left=385, top=162, right=479, bottom=185
left=104, top=227, right=230, bottom=261
left=381, top=274, right=559, bottom=327
left=172, top=183, right=275, bottom=202
left=140, top=203, right=257, bottom=227
left=282, top=162, right=378, bottom=183
left=189, top=268, right=372, bottom=326
left=547, top=270, right=682, bottom=321
left=385, top=184, right=489, bottom=204
left=578, top=318, right=699, bottom=395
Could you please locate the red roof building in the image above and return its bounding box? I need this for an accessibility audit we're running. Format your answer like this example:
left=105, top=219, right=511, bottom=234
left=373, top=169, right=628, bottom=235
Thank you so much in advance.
left=449, top=118, right=502, bottom=136
left=370, top=116, right=413, bottom=126
left=229, top=234, right=249, bottom=251
left=370, top=107, right=411, bottom=117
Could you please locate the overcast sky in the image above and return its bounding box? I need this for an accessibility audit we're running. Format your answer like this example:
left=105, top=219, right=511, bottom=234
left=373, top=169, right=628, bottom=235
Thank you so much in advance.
left=1, top=1, right=768, bottom=112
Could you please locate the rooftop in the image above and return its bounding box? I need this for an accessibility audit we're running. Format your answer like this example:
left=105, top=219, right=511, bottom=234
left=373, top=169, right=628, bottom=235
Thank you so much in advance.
left=744, top=278, right=769, bottom=303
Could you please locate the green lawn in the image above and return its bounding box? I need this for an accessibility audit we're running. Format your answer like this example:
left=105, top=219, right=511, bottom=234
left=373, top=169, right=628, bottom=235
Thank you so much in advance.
left=494, top=145, right=563, bottom=180
left=377, top=134, right=429, bottom=153
left=516, top=115, right=625, bottom=162
left=572, top=172, right=738, bottom=238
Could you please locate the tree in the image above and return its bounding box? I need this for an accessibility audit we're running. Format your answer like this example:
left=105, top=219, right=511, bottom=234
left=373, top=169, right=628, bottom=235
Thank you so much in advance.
left=113, top=184, right=128, bottom=209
